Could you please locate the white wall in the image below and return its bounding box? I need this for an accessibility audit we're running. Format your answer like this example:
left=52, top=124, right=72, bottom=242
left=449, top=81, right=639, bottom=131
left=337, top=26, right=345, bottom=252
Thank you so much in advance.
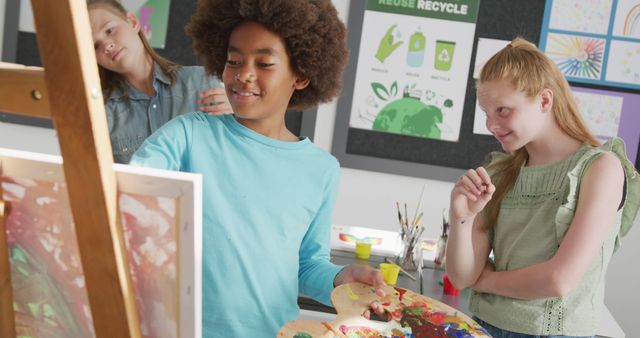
left=604, top=223, right=640, bottom=337
left=0, top=0, right=636, bottom=336
left=0, top=122, right=60, bottom=154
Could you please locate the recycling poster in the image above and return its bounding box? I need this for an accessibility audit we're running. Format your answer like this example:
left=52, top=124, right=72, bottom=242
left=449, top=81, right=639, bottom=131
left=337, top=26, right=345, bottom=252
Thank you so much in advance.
left=349, top=0, right=479, bottom=142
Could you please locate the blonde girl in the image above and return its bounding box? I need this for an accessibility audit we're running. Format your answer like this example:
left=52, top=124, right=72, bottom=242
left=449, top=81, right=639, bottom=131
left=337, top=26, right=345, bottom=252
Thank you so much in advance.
left=88, top=0, right=231, bottom=163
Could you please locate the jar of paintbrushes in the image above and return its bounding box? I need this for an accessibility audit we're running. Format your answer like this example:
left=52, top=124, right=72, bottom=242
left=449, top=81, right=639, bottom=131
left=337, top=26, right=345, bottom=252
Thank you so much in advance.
left=395, top=185, right=426, bottom=271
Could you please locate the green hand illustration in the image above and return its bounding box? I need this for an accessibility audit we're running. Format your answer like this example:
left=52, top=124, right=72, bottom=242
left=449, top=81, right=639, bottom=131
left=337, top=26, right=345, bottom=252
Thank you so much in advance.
left=375, top=24, right=403, bottom=63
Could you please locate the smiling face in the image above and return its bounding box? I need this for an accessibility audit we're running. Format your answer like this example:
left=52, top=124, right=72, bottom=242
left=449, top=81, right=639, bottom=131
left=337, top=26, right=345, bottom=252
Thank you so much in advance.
left=89, top=6, right=146, bottom=75
left=477, top=79, right=551, bottom=152
left=222, top=21, right=309, bottom=121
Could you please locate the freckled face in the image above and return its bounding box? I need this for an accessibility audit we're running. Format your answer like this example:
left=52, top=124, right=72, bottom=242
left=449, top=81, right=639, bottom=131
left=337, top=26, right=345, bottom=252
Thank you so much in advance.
left=477, top=79, right=547, bottom=152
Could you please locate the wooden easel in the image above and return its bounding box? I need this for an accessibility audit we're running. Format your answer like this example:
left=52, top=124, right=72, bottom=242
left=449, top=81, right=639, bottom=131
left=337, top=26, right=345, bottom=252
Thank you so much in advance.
left=0, top=0, right=140, bottom=337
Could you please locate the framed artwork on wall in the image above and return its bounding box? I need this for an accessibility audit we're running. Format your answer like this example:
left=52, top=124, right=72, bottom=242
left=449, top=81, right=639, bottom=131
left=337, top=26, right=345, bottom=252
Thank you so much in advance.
left=539, top=0, right=640, bottom=91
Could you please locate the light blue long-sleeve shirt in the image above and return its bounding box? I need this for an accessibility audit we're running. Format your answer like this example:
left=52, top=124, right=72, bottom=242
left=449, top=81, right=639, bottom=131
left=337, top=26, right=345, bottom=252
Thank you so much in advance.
left=130, top=113, right=343, bottom=337
left=106, top=64, right=221, bottom=163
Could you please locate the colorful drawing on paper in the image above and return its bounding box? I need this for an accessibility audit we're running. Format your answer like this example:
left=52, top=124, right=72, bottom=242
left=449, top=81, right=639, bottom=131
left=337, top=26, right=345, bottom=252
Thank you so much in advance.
left=548, top=0, right=613, bottom=34
left=605, top=40, right=640, bottom=85
left=546, top=33, right=605, bottom=80
left=571, top=86, right=640, bottom=164
left=279, top=283, right=491, bottom=337
left=120, top=192, right=179, bottom=338
left=2, top=177, right=182, bottom=338
left=624, top=4, right=640, bottom=36
left=2, top=176, right=95, bottom=338
left=339, top=233, right=383, bottom=245
left=573, top=91, right=623, bottom=139
left=612, top=0, right=640, bottom=38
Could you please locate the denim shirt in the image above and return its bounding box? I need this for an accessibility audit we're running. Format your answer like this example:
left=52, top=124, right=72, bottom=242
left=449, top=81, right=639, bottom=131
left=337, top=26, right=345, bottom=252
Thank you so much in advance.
left=105, top=63, right=221, bottom=163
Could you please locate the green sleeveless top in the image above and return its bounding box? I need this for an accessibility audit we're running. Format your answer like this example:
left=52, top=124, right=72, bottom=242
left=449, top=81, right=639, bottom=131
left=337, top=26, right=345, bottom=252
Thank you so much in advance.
left=470, top=138, right=640, bottom=336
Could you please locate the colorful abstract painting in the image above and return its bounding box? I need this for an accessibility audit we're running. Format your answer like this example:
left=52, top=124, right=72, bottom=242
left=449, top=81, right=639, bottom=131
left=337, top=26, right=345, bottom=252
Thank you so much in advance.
left=279, top=283, right=491, bottom=337
left=546, top=33, right=605, bottom=80
left=120, top=192, right=179, bottom=338
left=2, top=177, right=95, bottom=338
left=1, top=177, right=182, bottom=338
left=1, top=149, right=201, bottom=338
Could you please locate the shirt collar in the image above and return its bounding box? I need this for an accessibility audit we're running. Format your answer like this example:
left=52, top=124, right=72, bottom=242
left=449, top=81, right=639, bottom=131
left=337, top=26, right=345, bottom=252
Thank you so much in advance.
left=106, top=62, right=169, bottom=101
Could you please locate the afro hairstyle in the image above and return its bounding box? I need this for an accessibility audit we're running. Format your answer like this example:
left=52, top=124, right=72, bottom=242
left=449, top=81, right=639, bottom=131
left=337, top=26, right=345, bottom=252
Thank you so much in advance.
left=186, top=0, right=348, bottom=109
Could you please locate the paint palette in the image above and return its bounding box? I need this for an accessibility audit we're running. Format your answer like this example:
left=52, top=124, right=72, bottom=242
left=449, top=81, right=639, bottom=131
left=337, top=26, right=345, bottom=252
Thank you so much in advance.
left=279, top=282, right=490, bottom=338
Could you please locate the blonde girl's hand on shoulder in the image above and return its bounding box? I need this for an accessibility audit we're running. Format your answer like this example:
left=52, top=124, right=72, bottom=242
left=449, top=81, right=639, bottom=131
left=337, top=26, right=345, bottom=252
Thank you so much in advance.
left=199, top=87, right=233, bottom=115
left=450, top=167, right=496, bottom=221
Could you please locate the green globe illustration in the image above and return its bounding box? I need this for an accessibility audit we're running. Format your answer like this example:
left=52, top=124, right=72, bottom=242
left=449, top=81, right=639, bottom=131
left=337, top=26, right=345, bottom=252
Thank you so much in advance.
left=372, top=97, right=443, bottom=139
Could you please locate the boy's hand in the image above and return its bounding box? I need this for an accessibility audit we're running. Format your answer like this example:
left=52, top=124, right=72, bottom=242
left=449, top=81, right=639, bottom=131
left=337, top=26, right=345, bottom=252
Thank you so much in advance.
left=450, top=167, right=495, bottom=220
left=334, top=264, right=388, bottom=318
left=199, top=88, right=232, bottom=115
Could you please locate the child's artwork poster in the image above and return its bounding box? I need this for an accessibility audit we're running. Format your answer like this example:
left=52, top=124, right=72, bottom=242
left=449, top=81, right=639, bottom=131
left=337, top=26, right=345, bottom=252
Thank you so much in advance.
left=122, top=0, right=171, bottom=49
left=571, top=86, right=640, bottom=163
left=348, top=0, right=480, bottom=142
left=539, top=0, right=640, bottom=90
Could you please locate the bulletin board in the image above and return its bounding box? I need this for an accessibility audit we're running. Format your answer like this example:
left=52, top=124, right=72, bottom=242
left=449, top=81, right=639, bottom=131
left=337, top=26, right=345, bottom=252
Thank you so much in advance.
left=0, top=0, right=315, bottom=138
left=332, top=0, right=640, bottom=181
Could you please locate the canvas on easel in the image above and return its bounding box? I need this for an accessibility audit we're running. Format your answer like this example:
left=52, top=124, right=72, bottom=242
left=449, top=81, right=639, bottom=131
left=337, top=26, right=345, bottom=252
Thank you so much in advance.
left=0, top=148, right=202, bottom=338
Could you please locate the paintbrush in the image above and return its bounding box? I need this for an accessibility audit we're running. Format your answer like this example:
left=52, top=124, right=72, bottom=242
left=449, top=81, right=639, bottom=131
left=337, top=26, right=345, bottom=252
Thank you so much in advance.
left=396, top=201, right=405, bottom=236
left=413, top=212, right=424, bottom=226
left=411, top=183, right=427, bottom=226
left=404, top=203, right=409, bottom=234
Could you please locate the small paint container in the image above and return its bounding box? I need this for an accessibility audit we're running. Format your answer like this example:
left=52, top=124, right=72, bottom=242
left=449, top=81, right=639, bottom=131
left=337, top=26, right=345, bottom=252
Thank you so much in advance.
left=380, top=263, right=400, bottom=286
left=355, top=241, right=372, bottom=260
left=443, top=273, right=460, bottom=295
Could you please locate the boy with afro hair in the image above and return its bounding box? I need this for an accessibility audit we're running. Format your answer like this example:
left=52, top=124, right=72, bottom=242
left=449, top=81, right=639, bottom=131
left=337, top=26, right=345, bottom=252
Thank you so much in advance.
left=130, top=0, right=386, bottom=336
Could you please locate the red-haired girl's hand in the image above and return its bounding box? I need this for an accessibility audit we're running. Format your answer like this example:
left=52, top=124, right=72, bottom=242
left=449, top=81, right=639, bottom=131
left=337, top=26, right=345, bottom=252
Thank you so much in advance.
left=450, top=167, right=495, bottom=220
